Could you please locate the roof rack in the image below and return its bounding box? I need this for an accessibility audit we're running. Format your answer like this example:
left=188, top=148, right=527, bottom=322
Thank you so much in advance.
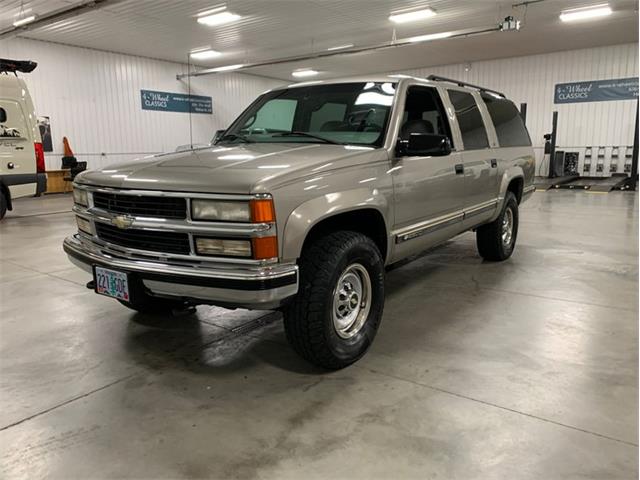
left=426, top=75, right=506, bottom=98
left=0, top=58, right=38, bottom=75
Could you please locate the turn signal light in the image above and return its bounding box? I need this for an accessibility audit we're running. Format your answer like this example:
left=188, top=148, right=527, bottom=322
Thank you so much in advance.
left=250, top=198, right=275, bottom=223
left=252, top=236, right=278, bottom=260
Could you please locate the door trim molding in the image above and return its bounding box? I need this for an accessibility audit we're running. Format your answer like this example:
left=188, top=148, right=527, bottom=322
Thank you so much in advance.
left=393, top=198, right=498, bottom=244
left=464, top=198, right=498, bottom=218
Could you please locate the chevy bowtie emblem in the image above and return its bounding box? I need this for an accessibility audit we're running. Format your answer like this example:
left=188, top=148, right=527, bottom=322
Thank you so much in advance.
left=111, top=215, right=134, bottom=229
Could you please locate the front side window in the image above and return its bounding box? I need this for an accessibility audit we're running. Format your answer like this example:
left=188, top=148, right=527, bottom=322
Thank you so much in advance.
left=480, top=93, right=531, bottom=147
left=400, top=86, right=452, bottom=144
left=221, top=82, right=396, bottom=147
left=447, top=90, right=489, bottom=150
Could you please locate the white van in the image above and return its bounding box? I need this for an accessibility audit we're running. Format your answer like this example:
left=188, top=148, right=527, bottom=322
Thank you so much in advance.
left=0, top=59, right=47, bottom=220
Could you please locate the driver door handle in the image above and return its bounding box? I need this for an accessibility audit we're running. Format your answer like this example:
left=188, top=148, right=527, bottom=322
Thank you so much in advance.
left=455, top=164, right=464, bottom=174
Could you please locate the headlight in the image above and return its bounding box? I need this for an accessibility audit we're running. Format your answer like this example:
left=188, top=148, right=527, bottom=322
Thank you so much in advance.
left=195, top=237, right=252, bottom=257
left=73, top=188, right=88, bottom=206
left=191, top=200, right=251, bottom=222
left=76, top=216, right=92, bottom=234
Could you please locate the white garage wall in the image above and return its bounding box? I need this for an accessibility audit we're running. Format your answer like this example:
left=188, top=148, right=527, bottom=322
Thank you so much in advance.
left=0, top=37, right=281, bottom=170
left=400, top=43, right=639, bottom=174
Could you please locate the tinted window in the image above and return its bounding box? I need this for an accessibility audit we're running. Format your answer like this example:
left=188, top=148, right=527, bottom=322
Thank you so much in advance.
left=400, top=86, right=452, bottom=144
left=481, top=93, right=531, bottom=147
left=447, top=90, right=489, bottom=150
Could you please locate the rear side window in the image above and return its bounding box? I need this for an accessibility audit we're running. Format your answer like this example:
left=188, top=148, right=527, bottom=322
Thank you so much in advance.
left=481, top=93, right=531, bottom=147
left=447, top=90, right=489, bottom=150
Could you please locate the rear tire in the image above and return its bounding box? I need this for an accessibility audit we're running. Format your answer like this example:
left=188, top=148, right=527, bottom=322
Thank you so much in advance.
left=283, top=231, right=385, bottom=370
left=476, top=191, right=519, bottom=261
left=0, top=190, right=7, bottom=220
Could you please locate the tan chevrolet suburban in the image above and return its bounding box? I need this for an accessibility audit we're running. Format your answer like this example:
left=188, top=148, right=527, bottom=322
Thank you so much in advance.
left=64, top=75, right=535, bottom=369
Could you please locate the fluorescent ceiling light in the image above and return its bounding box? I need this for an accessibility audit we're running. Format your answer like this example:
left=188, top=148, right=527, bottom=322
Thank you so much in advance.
left=210, top=64, right=243, bottom=72
left=292, top=69, right=319, bottom=78
left=389, top=8, right=436, bottom=24
left=197, top=5, right=227, bottom=16
left=197, top=10, right=241, bottom=26
left=559, top=4, right=611, bottom=22
left=13, top=15, right=36, bottom=27
left=190, top=49, right=222, bottom=60
left=327, top=43, right=354, bottom=51
left=288, top=80, right=323, bottom=87
left=407, top=31, right=452, bottom=43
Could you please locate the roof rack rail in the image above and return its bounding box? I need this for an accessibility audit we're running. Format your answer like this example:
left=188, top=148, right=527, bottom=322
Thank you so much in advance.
left=426, top=75, right=506, bottom=98
left=0, top=58, right=37, bottom=75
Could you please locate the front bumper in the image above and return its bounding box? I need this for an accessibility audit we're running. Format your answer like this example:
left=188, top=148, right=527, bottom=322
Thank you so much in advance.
left=63, top=234, right=298, bottom=309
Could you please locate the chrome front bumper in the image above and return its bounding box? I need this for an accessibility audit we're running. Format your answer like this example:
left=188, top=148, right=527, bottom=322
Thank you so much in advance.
left=63, top=235, right=298, bottom=309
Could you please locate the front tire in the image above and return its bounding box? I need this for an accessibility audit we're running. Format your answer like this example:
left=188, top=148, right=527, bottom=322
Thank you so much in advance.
left=476, top=191, right=519, bottom=261
left=283, top=231, right=385, bottom=370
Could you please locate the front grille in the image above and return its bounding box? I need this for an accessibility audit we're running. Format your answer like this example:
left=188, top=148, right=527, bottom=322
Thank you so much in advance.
left=95, top=223, right=190, bottom=255
left=92, top=192, right=187, bottom=219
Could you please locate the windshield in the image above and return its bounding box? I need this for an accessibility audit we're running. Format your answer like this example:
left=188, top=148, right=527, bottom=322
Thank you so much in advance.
left=220, top=82, right=396, bottom=147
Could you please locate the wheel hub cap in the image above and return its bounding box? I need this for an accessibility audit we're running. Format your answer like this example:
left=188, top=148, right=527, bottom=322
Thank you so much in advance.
left=502, top=207, right=514, bottom=247
left=332, top=264, right=372, bottom=339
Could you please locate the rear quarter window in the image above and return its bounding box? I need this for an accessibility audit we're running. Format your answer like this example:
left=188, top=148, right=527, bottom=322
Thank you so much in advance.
left=480, top=93, right=531, bottom=147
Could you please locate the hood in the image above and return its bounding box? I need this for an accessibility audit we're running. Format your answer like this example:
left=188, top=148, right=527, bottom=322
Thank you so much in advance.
left=76, top=143, right=381, bottom=194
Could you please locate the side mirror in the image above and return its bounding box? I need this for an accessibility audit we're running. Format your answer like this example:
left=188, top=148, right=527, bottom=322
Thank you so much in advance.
left=396, top=133, right=452, bottom=157
left=212, top=129, right=226, bottom=144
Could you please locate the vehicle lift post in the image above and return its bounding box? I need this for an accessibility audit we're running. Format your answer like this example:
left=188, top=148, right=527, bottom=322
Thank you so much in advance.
left=548, top=111, right=558, bottom=178
left=628, top=102, right=638, bottom=190
left=520, top=103, right=527, bottom=124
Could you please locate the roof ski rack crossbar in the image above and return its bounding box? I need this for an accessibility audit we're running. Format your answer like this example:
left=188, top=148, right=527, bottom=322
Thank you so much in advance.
left=0, top=58, right=37, bottom=74
left=427, top=75, right=506, bottom=98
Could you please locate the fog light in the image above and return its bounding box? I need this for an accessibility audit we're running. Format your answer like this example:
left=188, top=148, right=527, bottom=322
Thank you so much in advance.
left=195, top=237, right=252, bottom=257
left=73, top=188, right=88, bottom=206
left=76, top=216, right=92, bottom=234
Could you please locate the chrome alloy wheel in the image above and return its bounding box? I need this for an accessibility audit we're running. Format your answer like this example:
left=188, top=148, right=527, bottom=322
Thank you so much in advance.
left=502, top=207, right=514, bottom=247
left=332, top=263, right=372, bottom=339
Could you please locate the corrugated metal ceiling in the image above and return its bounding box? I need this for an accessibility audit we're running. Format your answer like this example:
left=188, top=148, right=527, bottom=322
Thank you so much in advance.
left=1, top=0, right=638, bottom=79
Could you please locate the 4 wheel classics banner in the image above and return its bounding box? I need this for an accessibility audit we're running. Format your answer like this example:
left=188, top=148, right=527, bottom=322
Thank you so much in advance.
left=140, top=89, right=212, bottom=114
left=554, top=77, right=639, bottom=104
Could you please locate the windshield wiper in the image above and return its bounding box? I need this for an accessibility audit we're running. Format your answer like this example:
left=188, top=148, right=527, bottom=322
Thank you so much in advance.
left=271, top=131, right=342, bottom=145
left=218, top=133, right=254, bottom=143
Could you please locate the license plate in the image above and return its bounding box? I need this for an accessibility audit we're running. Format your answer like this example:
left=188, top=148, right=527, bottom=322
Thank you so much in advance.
left=94, top=266, right=130, bottom=301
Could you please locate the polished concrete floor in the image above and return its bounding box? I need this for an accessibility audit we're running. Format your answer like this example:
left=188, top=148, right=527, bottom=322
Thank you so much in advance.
left=0, top=191, right=637, bottom=479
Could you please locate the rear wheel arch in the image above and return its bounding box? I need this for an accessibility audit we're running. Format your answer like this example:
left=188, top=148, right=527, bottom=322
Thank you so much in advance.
left=506, top=176, right=524, bottom=204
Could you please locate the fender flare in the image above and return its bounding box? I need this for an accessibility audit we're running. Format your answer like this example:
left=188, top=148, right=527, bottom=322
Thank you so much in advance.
left=281, top=188, right=390, bottom=262
left=491, top=167, right=524, bottom=221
